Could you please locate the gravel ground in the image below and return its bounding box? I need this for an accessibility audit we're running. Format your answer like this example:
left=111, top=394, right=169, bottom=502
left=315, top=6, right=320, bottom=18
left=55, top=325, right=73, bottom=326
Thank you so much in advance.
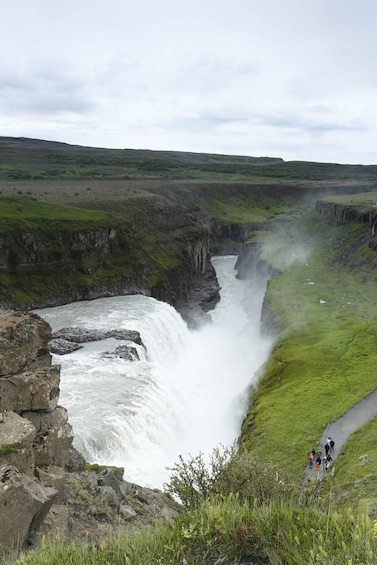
left=0, top=178, right=169, bottom=205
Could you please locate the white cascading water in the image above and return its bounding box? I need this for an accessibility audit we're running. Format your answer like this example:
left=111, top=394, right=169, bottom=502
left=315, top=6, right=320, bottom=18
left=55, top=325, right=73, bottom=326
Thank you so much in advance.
left=35, top=256, right=272, bottom=488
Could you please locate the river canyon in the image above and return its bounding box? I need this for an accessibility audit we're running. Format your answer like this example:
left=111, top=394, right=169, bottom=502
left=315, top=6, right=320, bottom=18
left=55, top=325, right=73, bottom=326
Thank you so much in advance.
left=35, top=256, right=273, bottom=489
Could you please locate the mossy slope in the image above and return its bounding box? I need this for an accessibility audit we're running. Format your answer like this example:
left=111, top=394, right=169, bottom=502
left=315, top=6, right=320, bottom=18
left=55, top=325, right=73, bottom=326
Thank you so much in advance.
left=241, top=207, right=377, bottom=485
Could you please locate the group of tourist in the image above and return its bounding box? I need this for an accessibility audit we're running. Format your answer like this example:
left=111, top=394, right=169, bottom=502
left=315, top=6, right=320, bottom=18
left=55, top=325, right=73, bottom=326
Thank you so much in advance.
left=308, top=436, right=335, bottom=473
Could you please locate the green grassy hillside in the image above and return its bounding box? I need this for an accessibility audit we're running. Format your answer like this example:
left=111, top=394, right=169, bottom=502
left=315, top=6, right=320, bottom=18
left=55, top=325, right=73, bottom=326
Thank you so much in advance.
left=2, top=136, right=377, bottom=183
left=242, top=214, right=377, bottom=475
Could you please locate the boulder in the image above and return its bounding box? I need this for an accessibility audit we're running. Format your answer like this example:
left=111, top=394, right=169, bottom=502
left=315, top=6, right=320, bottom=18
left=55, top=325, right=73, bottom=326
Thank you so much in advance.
left=51, top=327, right=143, bottom=346
left=0, top=465, right=57, bottom=551
left=0, top=411, right=36, bottom=474
left=36, top=465, right=66, bottom=502
left=33, top=407, right=74, bottom=467
left=64, top=446, right=86, bottom=473
left=0, top=365, right=60, bottom=413
left=0, top=312, right=51, bottom=376
left=103, top=344, right=140, bottom=361
left=99, top=485, right=120, bottom=510
left=97, top=468, right=121, bottom=495
left=119, top=504, right=137, bottom=521
left=37, top=503, right=71, bottom=543
left=49, top=338, right=82, bottom=355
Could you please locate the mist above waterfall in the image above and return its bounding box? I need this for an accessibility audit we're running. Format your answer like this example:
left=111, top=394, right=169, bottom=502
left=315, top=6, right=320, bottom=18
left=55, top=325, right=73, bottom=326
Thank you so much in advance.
left=35, top=256, right=272, bottom=489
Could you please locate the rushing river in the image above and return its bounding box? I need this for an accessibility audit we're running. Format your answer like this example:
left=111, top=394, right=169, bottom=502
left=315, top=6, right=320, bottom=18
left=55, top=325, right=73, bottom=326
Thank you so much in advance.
left=35, top=256, right=272, bottom=488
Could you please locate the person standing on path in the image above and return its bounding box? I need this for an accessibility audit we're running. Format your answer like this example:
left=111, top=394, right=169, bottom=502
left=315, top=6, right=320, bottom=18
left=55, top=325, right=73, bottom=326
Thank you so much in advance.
left=308, top=452, right=314, bottom=467
left=330, top=438, right=335, bottom=453
left=315, top=455, right=322, bottom=471
left=325, top=453, right=333, bottom=471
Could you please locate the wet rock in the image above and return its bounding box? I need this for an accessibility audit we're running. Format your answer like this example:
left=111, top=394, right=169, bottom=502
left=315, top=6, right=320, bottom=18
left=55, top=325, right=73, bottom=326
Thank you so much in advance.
left=103, top=344, right=140, bottom=361
left=49, top=338, right=82, bottom=355
left=51, top=327, right=143, bottom=346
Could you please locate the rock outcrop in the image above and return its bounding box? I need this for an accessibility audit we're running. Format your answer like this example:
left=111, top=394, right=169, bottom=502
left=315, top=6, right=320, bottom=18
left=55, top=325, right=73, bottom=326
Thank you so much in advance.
left=0, top=227, right=117, bottom=271
left=0, top=195, right=220, bottom=326
left=315, top=200, right=377, bottom=226
left=0, top=310, right=73, bottom=552
left=0, top=310, right=180, bottom=554
left=315, top=199, right=377, bottom=254
left=235, top=241, right=279, bottom=282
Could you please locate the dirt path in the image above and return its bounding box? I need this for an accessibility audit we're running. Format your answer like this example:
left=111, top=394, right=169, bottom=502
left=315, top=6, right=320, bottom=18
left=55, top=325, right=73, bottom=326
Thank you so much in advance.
left=303, top=389, right=377, bottom=481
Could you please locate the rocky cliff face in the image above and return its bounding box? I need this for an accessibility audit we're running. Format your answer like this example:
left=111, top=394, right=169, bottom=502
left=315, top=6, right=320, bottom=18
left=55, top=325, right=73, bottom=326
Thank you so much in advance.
left=0, top=310, right=73, bottom=551
left=234, top=241, right=281, bottom=336
left=234, top=241, right=279, bottom=282
left=315, top=199, right=377, bottom=253
left=0, top=219, right=220, bottom=327
left=0, top=310, right=180, bottom=555
left=0, top=225, right=144, bottom=309
left=315, top=200, right=377, bottom=226
left=0, top=227, right=117, bottom=269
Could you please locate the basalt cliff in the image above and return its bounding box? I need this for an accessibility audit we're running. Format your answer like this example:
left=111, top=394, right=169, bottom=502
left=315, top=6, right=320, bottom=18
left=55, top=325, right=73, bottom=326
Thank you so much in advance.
left=0, top=192, right=220, bottom=328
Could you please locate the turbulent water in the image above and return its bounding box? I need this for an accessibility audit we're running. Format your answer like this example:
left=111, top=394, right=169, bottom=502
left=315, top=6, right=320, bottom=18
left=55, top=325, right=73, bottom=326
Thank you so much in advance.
left=35, top=256, right=272, bottom=488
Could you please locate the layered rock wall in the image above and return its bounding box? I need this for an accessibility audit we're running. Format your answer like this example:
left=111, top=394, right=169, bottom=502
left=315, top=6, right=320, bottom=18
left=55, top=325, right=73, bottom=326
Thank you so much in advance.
left=0, top=311, right=73, bottom=551
left=315, top=200, right=377, bottom=226
left=315, top=200, right=377, bottom=253
left=0, top=221, right=220, bottom=326
left=0, top=228, right=117, bottom=270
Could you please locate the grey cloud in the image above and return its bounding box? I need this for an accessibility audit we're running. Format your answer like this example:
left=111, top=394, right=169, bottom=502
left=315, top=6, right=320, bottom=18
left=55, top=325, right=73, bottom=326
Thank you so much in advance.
left=255, top=113, right=367, bottom=133
left=0, top=65, right=93, bottom=114
left=172, top=54, right=261, bottom=92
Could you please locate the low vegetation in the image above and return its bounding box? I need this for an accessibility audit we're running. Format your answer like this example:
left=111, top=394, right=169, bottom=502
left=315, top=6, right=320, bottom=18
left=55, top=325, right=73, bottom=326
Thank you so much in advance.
left=0, top=195, right=116, bottom=230
left=241, top=208, right=377, bottom=483
left=12, top=446, right=377, bottom=564
left=2, top=137, right=377, bottom=183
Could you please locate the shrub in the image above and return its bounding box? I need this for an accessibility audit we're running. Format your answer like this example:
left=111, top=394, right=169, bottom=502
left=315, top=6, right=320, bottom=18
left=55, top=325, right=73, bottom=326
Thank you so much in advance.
left=164, top=443, right=298, bottom=509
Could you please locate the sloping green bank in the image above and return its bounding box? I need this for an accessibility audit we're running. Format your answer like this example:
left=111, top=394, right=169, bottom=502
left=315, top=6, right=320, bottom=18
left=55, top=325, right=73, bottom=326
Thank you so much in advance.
left=241, top=211, right=377, bottom=484
left=0, top=195, right=116, bottom=229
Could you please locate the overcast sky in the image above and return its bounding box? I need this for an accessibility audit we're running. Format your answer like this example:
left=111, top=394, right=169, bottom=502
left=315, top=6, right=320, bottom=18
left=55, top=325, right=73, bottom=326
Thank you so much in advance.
left=1, top=1, right=377, bottom=164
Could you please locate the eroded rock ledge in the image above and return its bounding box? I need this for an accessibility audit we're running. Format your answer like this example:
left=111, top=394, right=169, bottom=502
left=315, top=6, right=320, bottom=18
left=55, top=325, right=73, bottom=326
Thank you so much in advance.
left=0, top=310, right=179, bottom=555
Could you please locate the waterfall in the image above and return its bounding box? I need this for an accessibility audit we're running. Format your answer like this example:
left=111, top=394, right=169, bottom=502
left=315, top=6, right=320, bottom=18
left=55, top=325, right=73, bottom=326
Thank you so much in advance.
left=35, top=256, right=272, bottom=488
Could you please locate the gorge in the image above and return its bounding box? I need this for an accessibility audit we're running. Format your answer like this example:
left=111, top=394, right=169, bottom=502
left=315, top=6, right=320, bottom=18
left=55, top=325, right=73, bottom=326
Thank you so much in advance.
left=34, top=255, right=273, bottom=490
left=2, top=138, right=377, bottom=562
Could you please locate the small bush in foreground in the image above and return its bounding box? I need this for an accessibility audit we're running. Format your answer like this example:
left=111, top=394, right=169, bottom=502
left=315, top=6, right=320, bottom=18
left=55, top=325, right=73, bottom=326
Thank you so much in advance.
left=164, top=443, right=298, bottom=510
